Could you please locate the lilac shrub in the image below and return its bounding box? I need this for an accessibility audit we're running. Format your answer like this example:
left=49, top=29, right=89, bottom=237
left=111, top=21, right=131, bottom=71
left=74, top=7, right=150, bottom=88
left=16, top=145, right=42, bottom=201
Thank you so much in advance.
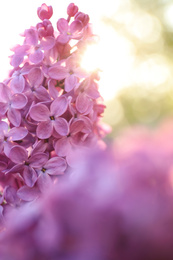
left=0, top=3, right=107, bottom=213
left=1, top=121, right=173, bottom=259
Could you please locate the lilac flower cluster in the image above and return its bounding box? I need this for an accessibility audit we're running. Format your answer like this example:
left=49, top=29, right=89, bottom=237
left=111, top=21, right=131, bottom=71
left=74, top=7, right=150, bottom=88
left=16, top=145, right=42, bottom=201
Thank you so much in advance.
left=1, top=121, right=173, bottom=260
left=0, top=3, right=106, bottom=214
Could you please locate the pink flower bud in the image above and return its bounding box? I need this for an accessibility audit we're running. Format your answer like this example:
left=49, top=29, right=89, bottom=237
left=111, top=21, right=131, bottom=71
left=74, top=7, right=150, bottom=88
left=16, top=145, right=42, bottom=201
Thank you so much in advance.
left=37, top=3, right=53, bottom=21
left=67, top=3, right=78, bottom=17
left=75, top=12, right=89, bottom=27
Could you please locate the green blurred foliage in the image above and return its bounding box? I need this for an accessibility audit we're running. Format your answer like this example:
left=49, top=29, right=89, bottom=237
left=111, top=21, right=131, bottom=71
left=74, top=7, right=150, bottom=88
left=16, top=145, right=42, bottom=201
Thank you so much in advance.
left=102, top=0, right=173, bottom=138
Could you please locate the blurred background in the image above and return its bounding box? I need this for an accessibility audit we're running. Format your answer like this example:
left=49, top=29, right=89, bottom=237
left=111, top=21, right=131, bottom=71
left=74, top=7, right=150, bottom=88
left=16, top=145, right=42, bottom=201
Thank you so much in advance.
left=1, top=0, right=173, bottom=139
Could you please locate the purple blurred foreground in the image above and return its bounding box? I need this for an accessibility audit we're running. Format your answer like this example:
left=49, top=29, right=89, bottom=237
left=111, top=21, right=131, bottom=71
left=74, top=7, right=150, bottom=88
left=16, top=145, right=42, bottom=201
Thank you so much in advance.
left=1, top=120, right=173, bottom=259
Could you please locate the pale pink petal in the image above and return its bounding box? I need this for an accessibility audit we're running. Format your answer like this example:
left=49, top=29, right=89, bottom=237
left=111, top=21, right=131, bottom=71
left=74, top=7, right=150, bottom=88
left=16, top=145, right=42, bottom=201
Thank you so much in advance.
left=9, top=145, right=28, bottom=164
left=54, top=137, right=71, bottom=157
left=10, top=54, right=24, bottom=68
left=57, top=18, right=68, bottom=33
left=8, top=127, right=28, bottom=141
left=36, top=120, right=53, bottom=139
left=28, top=67, right=44, bottom=87
left=24, top=28, right=38, bottom=46
left=50, top=96, right=68, bottom=116
left=17, top=186, right=40, bottom=201
left=7, top=108, right=21, bottom=127
left=29, top=49, right=44, bottom=64
left=10, top=74, right=25, bottom=93
left=70, top=20, right=83, bottom=34
left=40, top=36, right=55, bottom=50
left=76, top=92, right=93, bottom=114
left=44, top=157, right=67, bottom=175
left=29, top=152, right=48, bottom=168
left=48, top=65, right=68, bottom=80
left=54, top=117, right=69, bottom=136
left=23, top=166, right=37, bottom=187
left=30, top=103, right=50, bottom=121
left=11, top=93, right=28, bottom=109
left=65, top=74, right=77, bottom=92
left=57, top=34, right=69, bottom=44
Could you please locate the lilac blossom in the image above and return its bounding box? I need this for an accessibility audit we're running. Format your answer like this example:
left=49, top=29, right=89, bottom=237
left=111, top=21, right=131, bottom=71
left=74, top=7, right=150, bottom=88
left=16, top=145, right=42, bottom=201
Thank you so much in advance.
left=30, top=96, right=69, bottom=139
left=0, top=2, right=107, bottom=215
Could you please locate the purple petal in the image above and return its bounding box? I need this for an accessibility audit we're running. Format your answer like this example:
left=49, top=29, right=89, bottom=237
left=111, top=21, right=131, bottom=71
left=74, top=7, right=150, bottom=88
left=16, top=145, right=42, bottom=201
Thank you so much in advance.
left=0, top=102, right=8, bottom=115
left=70, top=119, right=85, bottom=134
left=36, top=120, right=53, bottom=139
left=48, top=79, right=60, bottom=99
left=44, top=157, right=67, bottom=175
left=7, top=108, right=21, bottom=127
left=54, top=137, right=71, bottom=157
left=48, top=65, right=68, bottom=80
left=37, top=172, right=52, bottom=193
left=24, top=28, right=38, bottom=46
left=28, top=67, right=44, bottom=87
left=54, top=117, right=69, bottom=136
left=9, top=145, right=28, bottom=164
left=50, top=96, right=68, bottom=117
left=29, top=152, right=48, bottom=168
left=29, top=49, right=44, bottom=64
left=11, top=93, right=28, bottom=109
left=65, top=74, right=77, bottom=92
left=0, top=121, right=8, bottom=135
left=57, top=18, right=68, bottom=33
left=17, top=186, right=40, bottom=201
left=4, top=186, right=19, bottom=204
left=8, top=127, right=28, bottom=141
left=76, top=93, right=93, bottom=114
left=23, top=166, right=37, bottom=187
left=34, top=86, right=51, bottom=101
left=0, top=83, right=11, bottom=101
left=10, top=54, right=24, bottom=68
left=10, top=74, right=25, bottom=93
left=30, top=103, right=50, bottom=121
left=5, top=163, right=24, bottom=174
left=40, top=36, right=55, bottom=50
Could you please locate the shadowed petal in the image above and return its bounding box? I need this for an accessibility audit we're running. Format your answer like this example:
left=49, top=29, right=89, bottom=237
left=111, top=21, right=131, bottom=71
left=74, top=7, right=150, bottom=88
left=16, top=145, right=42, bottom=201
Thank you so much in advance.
left=23, top=166, right=37, bottom=187
left=7, top=108, right=21, bottom=127
left=36, top=120, right=53, bottom=139
left=44, top=157, right=67, bottom=175
left=29, top=152, right=48, bottom=168
left=17, top=186, right=40, bottom=201
left=9, top=145, right=28, bottom=164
